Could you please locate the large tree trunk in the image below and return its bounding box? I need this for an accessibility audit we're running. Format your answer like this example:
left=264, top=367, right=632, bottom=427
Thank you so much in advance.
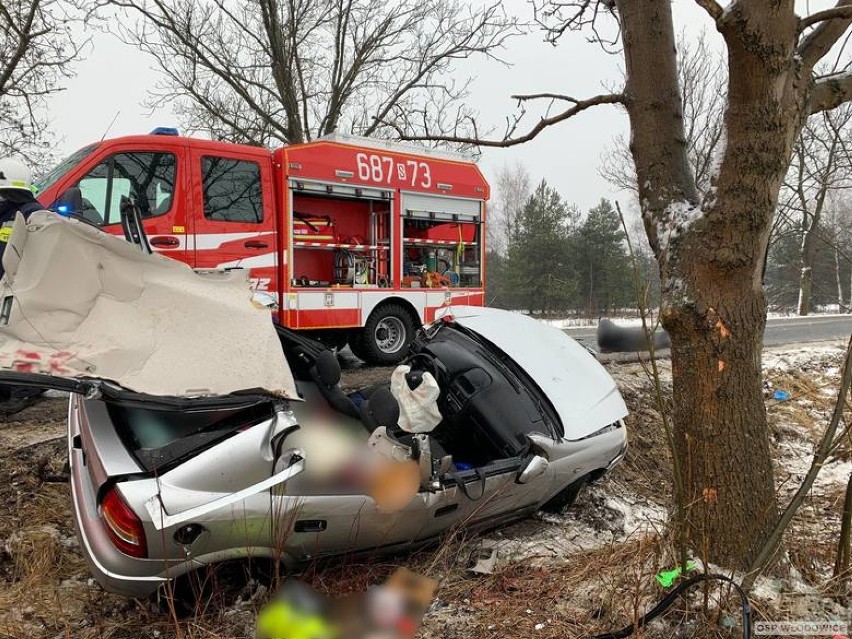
left=616, top=0, right=815, bottom=569
left=663, top=266, right=778, bottom=567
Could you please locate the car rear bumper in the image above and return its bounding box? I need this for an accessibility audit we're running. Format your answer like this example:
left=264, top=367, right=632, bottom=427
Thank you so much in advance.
left=68, top=397, right=200, bottom=598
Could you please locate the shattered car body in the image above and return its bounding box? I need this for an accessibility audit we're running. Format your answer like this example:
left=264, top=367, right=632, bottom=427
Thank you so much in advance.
left=0, top=210, right=295, bottom=399
left=0, top=213, right=628, bottom=598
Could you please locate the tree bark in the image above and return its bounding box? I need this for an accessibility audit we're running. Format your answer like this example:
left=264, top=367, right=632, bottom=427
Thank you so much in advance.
left=797, top=231, right=816, bottom=315
left=666, top=280, right=778, bottom=569
left=616, top=0, right=819, bottom=570
left=833, top=471, right=852, bottom=582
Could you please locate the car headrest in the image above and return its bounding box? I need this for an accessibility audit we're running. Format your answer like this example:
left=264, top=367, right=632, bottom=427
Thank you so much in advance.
left=362, top=387, right=400, bottom=429
left=314, top=350, right=341, bottom=387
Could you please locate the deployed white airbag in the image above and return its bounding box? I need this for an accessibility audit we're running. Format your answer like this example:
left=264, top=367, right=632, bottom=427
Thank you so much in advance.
left=390, top=364, right=442, bottom=433
left=0, top=211, right=297, bottom=399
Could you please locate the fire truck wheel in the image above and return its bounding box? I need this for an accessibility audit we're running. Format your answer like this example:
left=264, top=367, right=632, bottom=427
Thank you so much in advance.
left=358, top=304, right=416, bottom=364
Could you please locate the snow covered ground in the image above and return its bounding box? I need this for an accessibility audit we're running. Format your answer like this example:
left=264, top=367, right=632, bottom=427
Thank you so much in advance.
left=423, top=341, right=852, bottom=636
left=542, top=316, right=649, bottom=329
left=542, top=310, right=851, bottom=330
left=1, top=341, right=850, bottom=638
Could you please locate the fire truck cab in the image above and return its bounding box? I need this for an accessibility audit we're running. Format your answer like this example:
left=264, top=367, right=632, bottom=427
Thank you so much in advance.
left=34, top=131, right=489, bottom=363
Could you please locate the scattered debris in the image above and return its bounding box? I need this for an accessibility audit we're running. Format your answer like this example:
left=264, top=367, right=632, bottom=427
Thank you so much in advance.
left=468, top=541, right=498, bottom=575
left=256, top=568, right=436, bottom=639
left=655, top=561, right=697, bottom=588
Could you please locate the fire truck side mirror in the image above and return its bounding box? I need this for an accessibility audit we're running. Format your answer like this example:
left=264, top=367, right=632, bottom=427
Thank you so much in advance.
left=55, top=187, right=83, bottom=218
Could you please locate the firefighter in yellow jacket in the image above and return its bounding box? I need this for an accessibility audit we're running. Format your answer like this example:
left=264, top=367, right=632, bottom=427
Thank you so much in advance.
left=0, top=157, right=46, bottom=280
left=0, top=157, right=48, bottom=414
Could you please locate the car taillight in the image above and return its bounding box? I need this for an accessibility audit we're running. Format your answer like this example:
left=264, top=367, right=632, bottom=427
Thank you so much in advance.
left=99, top=487, right=147, bottom=558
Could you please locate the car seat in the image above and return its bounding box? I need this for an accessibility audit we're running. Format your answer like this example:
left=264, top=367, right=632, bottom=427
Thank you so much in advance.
left=308, top=350, right=359, bottom=418
left=361, top=386, right=454, bottom=486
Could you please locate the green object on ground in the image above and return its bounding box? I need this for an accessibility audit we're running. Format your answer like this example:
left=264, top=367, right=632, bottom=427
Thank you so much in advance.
left=255, top=600, right=336, bottom=639
left=656, top=561, right=698, bottom=588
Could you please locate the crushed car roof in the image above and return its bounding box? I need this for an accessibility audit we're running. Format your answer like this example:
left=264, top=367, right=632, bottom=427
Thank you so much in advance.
left=0, top=211, right=297, bottom=402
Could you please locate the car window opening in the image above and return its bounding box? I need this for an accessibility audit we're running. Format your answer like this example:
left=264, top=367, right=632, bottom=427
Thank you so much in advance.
left=107, top=401, right=274, bottom=473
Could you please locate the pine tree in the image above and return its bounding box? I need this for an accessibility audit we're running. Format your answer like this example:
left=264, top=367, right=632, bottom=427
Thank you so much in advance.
left=575, top=199, right=632, bottom=315
left=504, top=180, right=577, bottom=315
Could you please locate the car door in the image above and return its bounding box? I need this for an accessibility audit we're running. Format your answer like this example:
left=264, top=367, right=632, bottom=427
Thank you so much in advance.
left=54, top=147, right=190, bottom=265
left=189, top=148, right=278, bottom=293
left=274, top=489, right=431, bottom=562
left=418, top=456, right=555, bottom=541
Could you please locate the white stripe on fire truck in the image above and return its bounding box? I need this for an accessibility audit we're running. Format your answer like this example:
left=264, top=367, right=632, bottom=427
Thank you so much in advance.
left=215, top=252, right=279, bottom=269
left=289, top=290, right=481, bottom=313
left=188, top=232, right=276, bottom=251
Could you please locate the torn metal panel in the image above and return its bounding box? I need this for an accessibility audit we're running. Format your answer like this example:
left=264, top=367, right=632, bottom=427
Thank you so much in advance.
left=0, top=211, right=297, bottom=399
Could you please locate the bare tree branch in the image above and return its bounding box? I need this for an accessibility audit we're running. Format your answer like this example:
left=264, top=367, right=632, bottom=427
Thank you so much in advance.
left=799, top=4, right=852, bottom=31
left=798, top=0, right=852, bottom=68
left=102, top=0, right=521, bottom=147
left=694, top=0, right=723, bottom=23
left=510, top=92, right=580, bottom=102
left=385, top=92, right=624, bottom=147
left=809, top=70, right=852, bottom=113
left=0, top=0, right=86, bottom=168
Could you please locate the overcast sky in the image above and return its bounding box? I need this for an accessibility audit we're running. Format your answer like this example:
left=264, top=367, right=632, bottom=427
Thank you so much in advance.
left=45, top=0, right=835, bottom=213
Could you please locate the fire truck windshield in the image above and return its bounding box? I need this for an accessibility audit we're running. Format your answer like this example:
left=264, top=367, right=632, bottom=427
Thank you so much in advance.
left=33, top=144, right=99, bottom=195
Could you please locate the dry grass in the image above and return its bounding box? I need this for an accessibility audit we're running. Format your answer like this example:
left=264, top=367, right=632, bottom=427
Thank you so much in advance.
left=0, top=348, right=850, bottom=638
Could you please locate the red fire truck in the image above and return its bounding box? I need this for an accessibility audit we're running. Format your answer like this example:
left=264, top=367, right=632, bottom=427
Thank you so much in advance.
left=34, top=131, right=489, bottom=363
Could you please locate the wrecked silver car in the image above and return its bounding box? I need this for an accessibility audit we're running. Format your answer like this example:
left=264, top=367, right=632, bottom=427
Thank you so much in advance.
left=0, top=212, right=628, bottom=598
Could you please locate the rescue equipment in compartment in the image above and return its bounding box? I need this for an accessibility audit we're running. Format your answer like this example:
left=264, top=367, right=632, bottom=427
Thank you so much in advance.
left=293, top=275, right=331, bottom=287
left=334, top=249, right=375, bottom=286
left=354, top=256, right=369, bottom=285
left=423, top=271, right=452, bottom=288
left=333, top=249, right=355, bottom=284
left=293, top=212, right=337, bottom=243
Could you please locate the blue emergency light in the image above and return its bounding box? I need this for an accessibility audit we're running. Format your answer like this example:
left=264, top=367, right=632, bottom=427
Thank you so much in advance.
left=150, top=127, right=180, bottom=136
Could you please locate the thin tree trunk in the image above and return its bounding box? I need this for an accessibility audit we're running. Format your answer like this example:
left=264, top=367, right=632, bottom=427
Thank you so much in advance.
left=798, top=263, right=814, bottom=315
left=834, top=471, right=852, bottom=582
left=796, top=207, right=817, bottom=317
left=836, top=246, right=846, bottom=311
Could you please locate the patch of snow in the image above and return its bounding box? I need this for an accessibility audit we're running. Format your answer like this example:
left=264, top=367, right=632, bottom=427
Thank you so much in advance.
left=767, top=307, right=851, bottom=318
left=479, top=482, right=668, bottom=566
left=657, top=200, right=703, bottom=250
left=775, top=435, right=851, bottom=495
left=544, top=317, right=650, bottom=330
left=762, top=345, right=845, bottom=372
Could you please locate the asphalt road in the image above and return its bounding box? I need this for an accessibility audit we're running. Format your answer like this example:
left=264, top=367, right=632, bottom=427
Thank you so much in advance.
left=563, top=314, right=852, bottom=351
